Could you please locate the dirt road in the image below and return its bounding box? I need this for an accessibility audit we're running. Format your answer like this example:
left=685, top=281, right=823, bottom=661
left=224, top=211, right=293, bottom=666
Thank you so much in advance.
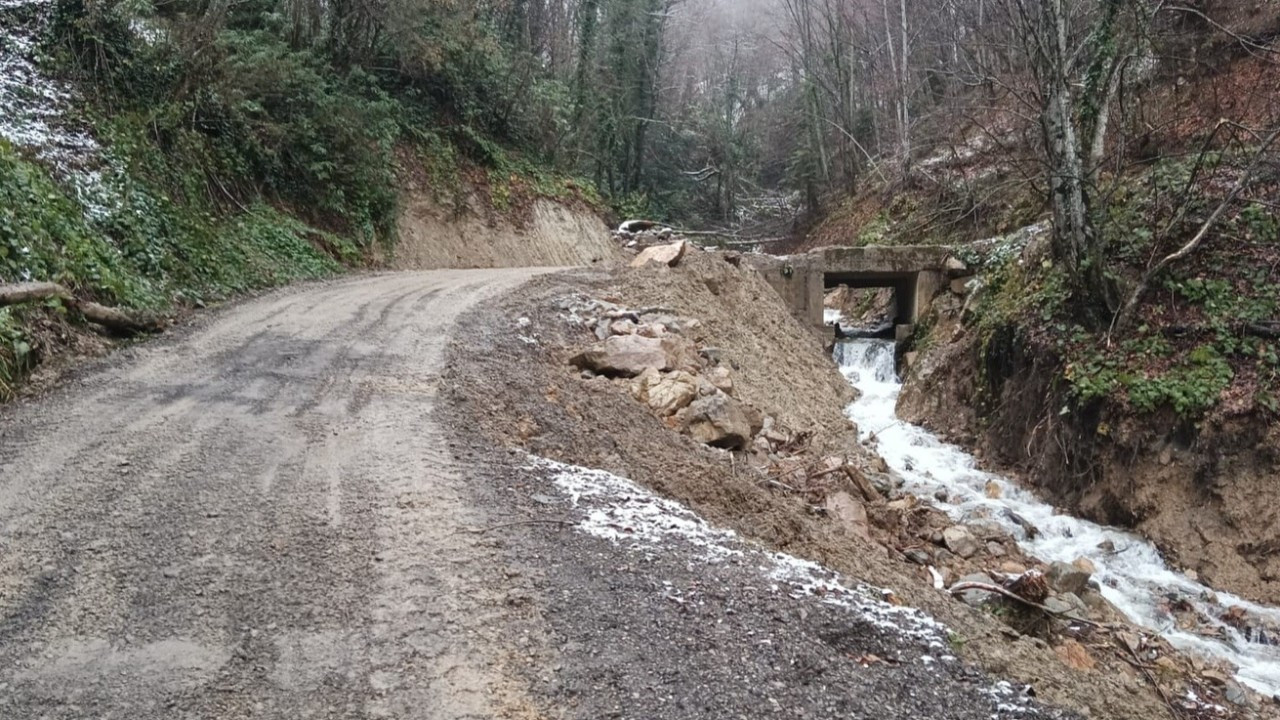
left=0, top=271, right=547, bottom=719
left=0, top=269, right=1084, bottom=720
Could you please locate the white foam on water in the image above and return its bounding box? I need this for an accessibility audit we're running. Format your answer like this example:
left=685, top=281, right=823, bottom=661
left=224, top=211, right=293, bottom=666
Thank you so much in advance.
left=836, top=338, right=1280, bottom=697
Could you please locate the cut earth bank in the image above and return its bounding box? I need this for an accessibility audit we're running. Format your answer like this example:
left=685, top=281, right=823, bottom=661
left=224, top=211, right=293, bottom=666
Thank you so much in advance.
left=383, top=183, right=619, bottom=270
left=441, top=247, right=1274, bottom=720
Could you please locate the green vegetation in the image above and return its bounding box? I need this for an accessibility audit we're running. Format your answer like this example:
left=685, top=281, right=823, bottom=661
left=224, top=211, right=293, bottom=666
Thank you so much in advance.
left=0, top=136, right=344, bottom=398
left=0, top=308, right=35, bottom=398
left=970, top=263, right=1275, bottom=422
left=1, top=0, right=622, bottom=397
left=959, top=154, right=1280, bottom=421
left=1, top=138, right=343, bottom=306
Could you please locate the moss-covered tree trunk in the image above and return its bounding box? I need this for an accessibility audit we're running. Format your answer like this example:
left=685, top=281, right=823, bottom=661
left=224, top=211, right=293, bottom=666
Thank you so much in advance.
left=1036, top=0, right=1123, bottom=323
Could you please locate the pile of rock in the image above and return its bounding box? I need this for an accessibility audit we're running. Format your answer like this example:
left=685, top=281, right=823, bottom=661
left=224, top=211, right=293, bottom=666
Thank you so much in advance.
left=564, top=296, right=763, bottom=452
left=563, top=286, right=886, bottom=548
left=1161, top=589, right=1280, bottom=649
left=949, top=559, right=1108, bottom=620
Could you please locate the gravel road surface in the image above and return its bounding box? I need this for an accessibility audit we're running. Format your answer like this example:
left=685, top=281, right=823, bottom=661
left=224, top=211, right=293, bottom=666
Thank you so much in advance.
left=0, top=270, right=1077, bottom=720
left=0, top=271, right=547, bottom=719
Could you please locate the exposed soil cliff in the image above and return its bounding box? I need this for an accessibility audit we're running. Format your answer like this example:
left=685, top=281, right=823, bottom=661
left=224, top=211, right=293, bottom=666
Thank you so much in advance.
left=388, top=187, right=621, bottom=270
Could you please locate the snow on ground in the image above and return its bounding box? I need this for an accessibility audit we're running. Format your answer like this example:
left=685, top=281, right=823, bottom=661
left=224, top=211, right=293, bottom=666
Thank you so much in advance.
left=529, top=457, right=962, bottom=658
left=526, top=455, right=1065, bottom=716
left=0, top=0, right=118, bottom=217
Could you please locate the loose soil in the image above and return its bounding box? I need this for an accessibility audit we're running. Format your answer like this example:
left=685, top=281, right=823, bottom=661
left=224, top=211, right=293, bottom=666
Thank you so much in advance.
left=389, top=189, right=621, bottom=270
left=442, top=250, right=1240, bottom=720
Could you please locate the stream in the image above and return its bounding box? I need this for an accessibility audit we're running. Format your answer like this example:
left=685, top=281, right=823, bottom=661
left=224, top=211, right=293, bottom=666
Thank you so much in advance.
left=834, top=338, right=1280, bottom=698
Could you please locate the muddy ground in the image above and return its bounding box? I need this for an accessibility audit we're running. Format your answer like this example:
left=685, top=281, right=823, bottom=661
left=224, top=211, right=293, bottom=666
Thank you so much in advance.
left=441, top=252, right=1241, bottom=720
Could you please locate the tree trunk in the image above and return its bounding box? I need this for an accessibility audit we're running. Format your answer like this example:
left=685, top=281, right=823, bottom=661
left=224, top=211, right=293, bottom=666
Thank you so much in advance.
left=1040, top=0, right=1115, bottom=319
left=0, top=283, right=165, bottom=335
left=898, top=0, right=911, bottom=172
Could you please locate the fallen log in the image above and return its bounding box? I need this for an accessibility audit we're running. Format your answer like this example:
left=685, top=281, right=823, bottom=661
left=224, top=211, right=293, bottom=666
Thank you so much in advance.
left=949, top=580, right=1113, bottom=630
left=0, top=282, right=164, bottom=335
left=0, top=282, right=71, bottom=305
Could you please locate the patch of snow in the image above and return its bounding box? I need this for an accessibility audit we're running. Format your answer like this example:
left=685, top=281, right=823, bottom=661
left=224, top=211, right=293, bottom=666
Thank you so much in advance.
left=529, top=457, right=949, bottom=641
left=985, top=680, right=1040, bottom=717
left=515, top=317, right=539, bottom=345
left=919, top=135, right=989, bottom=169
left=129, top=16, right=164, bottom=44
left=533, top=457, right=744, bottom=564
left=966, top=222, right=1052, bottom=268
left=765, top=550, right=946, bottom=646
left=1, top=0, right=120, bottom=218
left=528, top=455, right=1052, bottom=715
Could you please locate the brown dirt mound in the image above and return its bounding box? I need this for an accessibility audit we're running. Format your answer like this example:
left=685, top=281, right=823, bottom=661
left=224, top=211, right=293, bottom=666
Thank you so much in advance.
left=442, top=249, right=1226, bottom=720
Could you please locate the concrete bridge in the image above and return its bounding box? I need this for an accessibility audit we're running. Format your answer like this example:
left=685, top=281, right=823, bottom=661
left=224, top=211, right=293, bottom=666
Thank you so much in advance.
left=748, top=245, right=966, bottom=340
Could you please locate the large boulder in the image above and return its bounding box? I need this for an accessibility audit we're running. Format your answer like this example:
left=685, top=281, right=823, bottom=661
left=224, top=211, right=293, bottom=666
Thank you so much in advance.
left=1043, top=592, right=1090, bottom=621
left=1046, top=560, right=1092, bottom=595
left=683, top=394, right=752, bottom=450
left=707, top=366, right=734, bottom=395
left=630, top=240, right=688, bottom=268
left=825, top=491, right=870, bottom=541
left=942, top=526, right=981, bottom=559
left=572, top=334, right=688, bottom=377
left=741, top=403, right=765, bottom=437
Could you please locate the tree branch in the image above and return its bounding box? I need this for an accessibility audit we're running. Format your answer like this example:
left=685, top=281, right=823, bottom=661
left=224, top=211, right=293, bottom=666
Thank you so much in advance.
left=1111, top=124, right=1280, bottom=335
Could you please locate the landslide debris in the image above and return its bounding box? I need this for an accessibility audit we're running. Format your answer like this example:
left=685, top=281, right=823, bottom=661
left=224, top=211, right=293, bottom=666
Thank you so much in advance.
left=443, top=243, right=1272, bottom=720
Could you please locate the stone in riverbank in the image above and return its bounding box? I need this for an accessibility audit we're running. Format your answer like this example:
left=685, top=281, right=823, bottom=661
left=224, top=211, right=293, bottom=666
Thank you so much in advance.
left=1046, top=561, right=1092, bottom=595
left=943, top=526, right=981, bottom=559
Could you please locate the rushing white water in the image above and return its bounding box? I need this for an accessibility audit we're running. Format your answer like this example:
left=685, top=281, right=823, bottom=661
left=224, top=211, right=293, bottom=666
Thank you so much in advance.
left=836, top=338, right=1280, bottom=698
